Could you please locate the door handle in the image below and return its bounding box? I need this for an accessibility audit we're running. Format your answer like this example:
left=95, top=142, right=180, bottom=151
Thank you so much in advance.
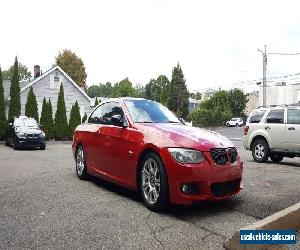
left=265, top=126, right=270, bottom=130
left=288, top=127, right=295, bottom=130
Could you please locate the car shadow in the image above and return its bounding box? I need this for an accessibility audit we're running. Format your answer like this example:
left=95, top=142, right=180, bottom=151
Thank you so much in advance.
left=87, top=175, right=142, bottom=202
left=86, top=174, right=242, bottom=217
left=166, top=198, right=243, bottom=218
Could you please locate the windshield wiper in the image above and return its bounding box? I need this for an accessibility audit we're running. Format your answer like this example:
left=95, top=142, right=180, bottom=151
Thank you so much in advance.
left=168, top=121, right=179, bottom=123
left=135, top=121, right=155, bottom=123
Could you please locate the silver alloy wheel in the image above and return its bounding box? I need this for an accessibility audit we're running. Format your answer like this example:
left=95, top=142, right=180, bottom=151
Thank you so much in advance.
left=76, top=147, right=85, bottom=176
left=254, top=143, right=265, bottom=159
left=141, top=158, right=161, bottom=205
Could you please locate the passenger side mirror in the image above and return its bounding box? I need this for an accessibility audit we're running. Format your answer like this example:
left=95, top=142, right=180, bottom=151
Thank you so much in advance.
left=111, top=115, right=127, bottom=128
left=9, top=123, right=12, bottom=127
left=179, top=118, right=186, bottom=125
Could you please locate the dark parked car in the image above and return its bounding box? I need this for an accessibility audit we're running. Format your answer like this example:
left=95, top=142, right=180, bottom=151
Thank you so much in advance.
left=72, top=98, right=243, bottom=211
left=6, top=116, right=46, bottom=150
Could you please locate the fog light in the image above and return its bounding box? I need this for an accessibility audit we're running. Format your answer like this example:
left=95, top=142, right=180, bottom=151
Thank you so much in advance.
left=181, top=184, right=199, bottom=194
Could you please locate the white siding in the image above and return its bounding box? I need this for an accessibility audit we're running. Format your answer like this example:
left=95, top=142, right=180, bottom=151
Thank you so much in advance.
left=20, top=69, right=93, bottom=121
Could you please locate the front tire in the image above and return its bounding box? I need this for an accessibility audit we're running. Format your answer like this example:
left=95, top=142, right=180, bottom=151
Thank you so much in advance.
left=12, top=137, right=19, bottom=150
left=252, top=139, right=270, bottom=163
left=75, top=145, right=88, bottom=180
left=139, top=152, right=169, bottom=212
left=270, top=154, right=284, bottom=163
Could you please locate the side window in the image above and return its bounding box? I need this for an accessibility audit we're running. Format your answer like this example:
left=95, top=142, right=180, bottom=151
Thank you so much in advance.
left=287, top=109, right=300, bottom=124
left=266, top=109, right=284, bottom=124
left=249, top=110, right=266, bottom=123
left=101, top=102, right=125, bottom=125
left=88, top=105, right=103, bottom=124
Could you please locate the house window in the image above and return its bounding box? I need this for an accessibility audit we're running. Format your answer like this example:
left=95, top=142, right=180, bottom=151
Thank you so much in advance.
left=80, top=106, right=85, bottom=118
left=50, top=75, right=61, bottom=89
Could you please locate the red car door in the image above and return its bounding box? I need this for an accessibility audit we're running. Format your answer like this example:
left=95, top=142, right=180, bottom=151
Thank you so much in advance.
left=98, top=102, right=142, bottom=185
left=84, top=104, right=107, bottom=173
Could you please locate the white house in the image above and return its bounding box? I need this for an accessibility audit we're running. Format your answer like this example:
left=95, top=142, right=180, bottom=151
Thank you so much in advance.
left=3, top=65, right=94, bottom=120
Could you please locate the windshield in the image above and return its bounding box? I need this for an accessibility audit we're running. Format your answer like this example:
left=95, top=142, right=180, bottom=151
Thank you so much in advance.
left=125, top=100, right=181, bottom=123
left=14, top=118, right=39, bottom=128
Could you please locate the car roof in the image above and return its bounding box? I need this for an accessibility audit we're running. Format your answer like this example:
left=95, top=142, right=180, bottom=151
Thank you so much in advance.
left=252, top=105, right=300, bottom=113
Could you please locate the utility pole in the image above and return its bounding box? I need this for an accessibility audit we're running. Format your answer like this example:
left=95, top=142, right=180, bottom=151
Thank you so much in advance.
left=258, top=45, right=267, bottom=107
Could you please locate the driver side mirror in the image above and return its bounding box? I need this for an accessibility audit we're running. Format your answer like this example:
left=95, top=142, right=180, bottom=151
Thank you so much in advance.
left=111, top=115, right=127, bottom=128
left=9, top=123, right=12, bottom=127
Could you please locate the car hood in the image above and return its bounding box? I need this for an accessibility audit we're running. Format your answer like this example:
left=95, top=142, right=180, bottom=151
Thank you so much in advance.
left=136, top=123, right=234, bottom=151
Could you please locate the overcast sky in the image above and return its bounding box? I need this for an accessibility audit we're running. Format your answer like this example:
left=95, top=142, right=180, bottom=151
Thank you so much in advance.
left=1, top=0, right=300, bottom=92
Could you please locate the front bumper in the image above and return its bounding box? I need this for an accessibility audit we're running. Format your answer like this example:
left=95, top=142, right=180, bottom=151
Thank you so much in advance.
left=160, top=148, right=243, bottom=205
left=16, top=136, right=46, bottom=148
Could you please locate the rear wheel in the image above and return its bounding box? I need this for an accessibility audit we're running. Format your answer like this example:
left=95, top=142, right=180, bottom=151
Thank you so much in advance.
left=75, top=145, right=88, bottom=180
left=270, top=154, right=284, bottom=163
left=252, top=139, right=269, bottom=163
left=139, top=152, right=169, bottom=211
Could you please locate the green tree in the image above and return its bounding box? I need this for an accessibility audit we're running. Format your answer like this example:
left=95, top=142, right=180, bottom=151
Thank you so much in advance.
left=144, top=79, right=156, bottom=100
left=0, top=67, right=6, bottom=140
left=134, top=84, right=145, bottom=98
left=189, top=92, right=202, bottom=101
left=25, top=86, right=39, bottom=121
left=144, top=75, right=170, bottom=104
left=228, top=88, right=248, bottom=116
left=54, top=84, right=68, bottom=140
left=2, top=62, right=32, bottom=81
left=40, top=97, right=54, bottom=139
left=167, top=63, right=189, bottom=118
left=82, top=113, right=87, bottom=123
left=40, top=97, right=47, bottom=129
left=94, top=97, right=99, bottom=107
left=68, top=101, right=81, bottom=139
left=190, top=88, right=247, bottom=128
left=8, top=57, right=21, bottom=122
left=157, top=75, right=170, bottom=105
left=55, top=49, right=87, bottom=88
left=47, top=99, right=54, bottom=138
left=111, top=78, right=136, bottom=97
left=87, top=82, right=113, bottom=98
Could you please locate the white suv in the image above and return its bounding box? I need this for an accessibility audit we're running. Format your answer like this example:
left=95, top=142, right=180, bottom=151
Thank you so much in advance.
left=243, top=106, right=300, bottom=163
left=226, top=117, right=244, bottom=127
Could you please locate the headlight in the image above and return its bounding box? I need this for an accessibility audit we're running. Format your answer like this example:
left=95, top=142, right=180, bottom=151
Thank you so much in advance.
left=16, top=132, right=26, bottom=138
left=168, top=148, right=205, bottom=164
left=40, top=132, right=45, bottom=137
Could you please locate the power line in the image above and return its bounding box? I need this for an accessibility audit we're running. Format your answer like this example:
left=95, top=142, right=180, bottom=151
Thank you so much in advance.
left=269, top=52, right=300, bottom=55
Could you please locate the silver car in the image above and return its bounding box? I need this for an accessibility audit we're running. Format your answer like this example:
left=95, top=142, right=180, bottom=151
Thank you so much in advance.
left=243, top=106, right=300, bottom=163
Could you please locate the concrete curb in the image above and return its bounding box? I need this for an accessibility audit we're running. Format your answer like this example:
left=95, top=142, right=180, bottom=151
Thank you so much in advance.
left=224, top=202, right=300, bottom=250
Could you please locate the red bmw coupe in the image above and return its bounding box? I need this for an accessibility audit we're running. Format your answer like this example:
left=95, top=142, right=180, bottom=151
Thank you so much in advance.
left=72, top=98, right=243, bottom=211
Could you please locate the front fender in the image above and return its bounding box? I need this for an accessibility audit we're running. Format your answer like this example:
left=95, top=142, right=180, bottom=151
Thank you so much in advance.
left=249, top=129, right=271, bottom=148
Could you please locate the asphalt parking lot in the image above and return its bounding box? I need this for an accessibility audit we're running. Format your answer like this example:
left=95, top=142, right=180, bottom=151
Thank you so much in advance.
left=0, top=127, right=299, bottom=249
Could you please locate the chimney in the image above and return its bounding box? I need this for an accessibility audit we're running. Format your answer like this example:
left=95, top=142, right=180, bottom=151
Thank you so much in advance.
left=34, top=65, right=41, bottom=78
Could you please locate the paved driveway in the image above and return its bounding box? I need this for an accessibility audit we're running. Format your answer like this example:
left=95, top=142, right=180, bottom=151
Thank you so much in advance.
left=0, top=131, right=299, bottom=249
